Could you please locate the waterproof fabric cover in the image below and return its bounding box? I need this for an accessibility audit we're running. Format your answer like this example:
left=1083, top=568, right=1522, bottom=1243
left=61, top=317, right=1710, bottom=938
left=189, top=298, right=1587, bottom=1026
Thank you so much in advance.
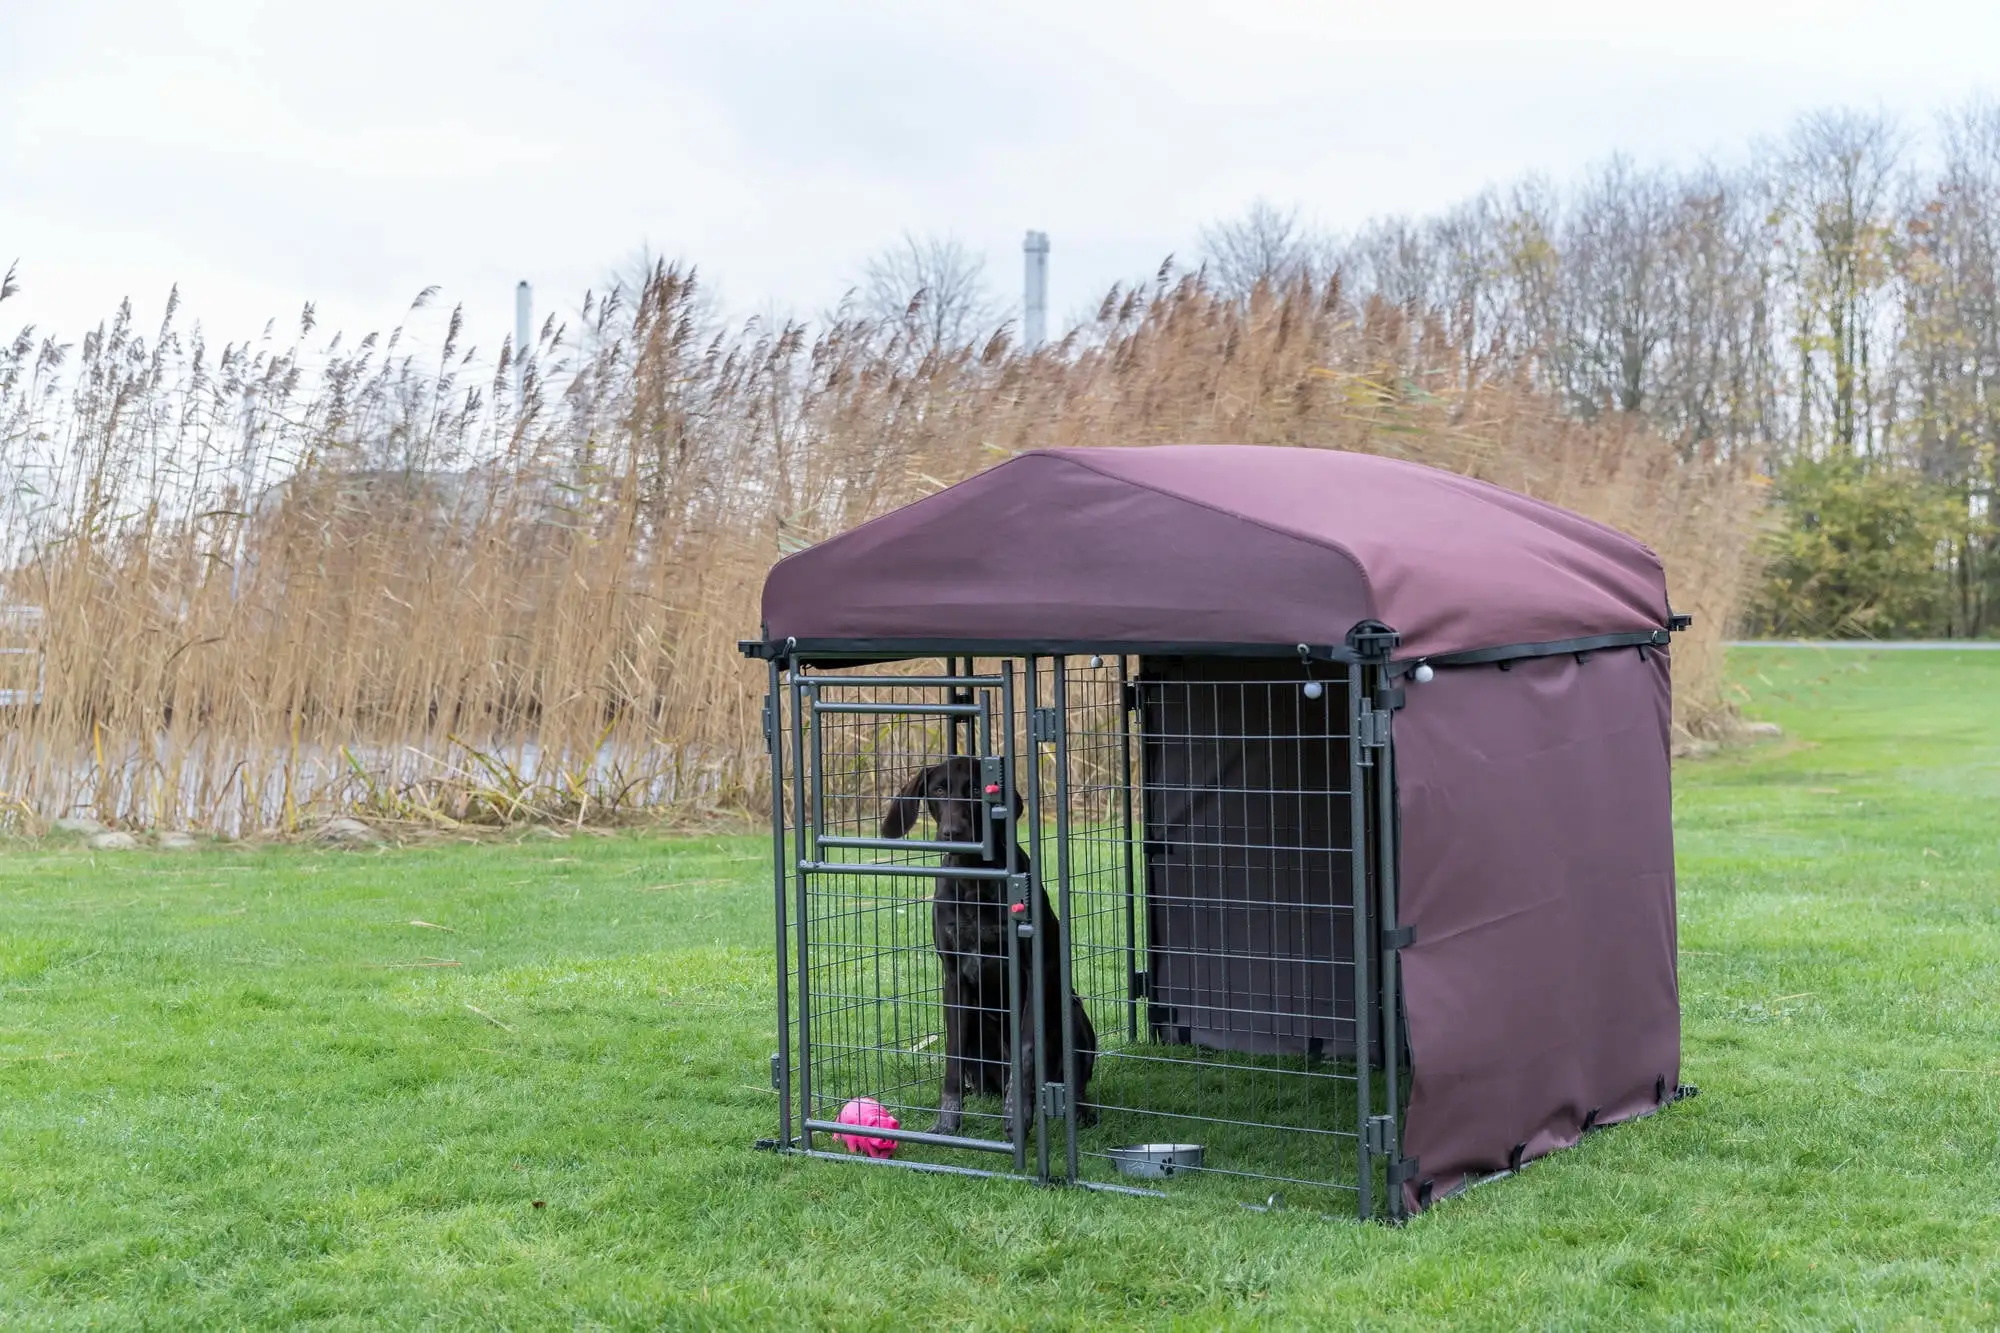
left=757, top=443, right=1683, bottom=1214
left=760, top=446, right=1670, bottom=661
left=1394, top=646, right=1680, bottom=1207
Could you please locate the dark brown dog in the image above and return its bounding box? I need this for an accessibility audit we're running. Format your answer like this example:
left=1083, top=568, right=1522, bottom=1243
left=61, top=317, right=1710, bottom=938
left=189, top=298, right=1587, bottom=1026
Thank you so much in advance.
left=881, top=757, right=1096, bottom=1137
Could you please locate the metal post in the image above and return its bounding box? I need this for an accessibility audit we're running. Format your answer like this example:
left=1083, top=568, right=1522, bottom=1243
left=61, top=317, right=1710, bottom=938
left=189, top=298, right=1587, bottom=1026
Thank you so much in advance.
left=1022, top=232, right=1049, bottom=350
left=790, top=673, right=814, bottom=1150
left=768, top=660, right=793, bottom=1148
left=1052, top=660, right=1080, bottom=1183
left=945, top=658, right=959, bottom=759
left=1348, top=661, right=1374, bottom=1220
left=1374, top=666, right=1406, bottom=1222
left=998, top=671, right=1026, bottom=1174
left=963, top=657, right=977, bottom=754
left=1023, top=656, right=1050, bottom=1186
left=1118, top=656, right=1139, bottom=1043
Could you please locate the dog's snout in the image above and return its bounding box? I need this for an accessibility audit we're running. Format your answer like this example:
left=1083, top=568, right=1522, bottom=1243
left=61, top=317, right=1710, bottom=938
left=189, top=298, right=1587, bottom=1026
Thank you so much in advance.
left=936, top=792, right=982, bottom=843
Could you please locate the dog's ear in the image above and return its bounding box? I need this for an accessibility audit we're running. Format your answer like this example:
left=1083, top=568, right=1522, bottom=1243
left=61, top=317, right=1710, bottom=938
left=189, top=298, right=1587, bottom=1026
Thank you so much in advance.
left=880, top=766, right=933, bottom=839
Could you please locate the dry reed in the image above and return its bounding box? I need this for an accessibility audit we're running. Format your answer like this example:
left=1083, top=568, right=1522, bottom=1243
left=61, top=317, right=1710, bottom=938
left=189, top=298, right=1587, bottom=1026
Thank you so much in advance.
left=0, top=268, right=1763, bottom=835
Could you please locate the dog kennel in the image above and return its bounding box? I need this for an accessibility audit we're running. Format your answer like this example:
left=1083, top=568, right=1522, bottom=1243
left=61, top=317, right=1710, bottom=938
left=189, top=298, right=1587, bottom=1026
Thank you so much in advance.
left=741, top=445, right=1693, bottom=1219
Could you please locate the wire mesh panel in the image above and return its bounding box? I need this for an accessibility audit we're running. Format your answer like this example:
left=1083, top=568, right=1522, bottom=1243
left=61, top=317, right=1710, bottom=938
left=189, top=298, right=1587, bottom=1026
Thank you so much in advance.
left=765, top=651, right=1388, bottom=1216
left=780, top=664, right=1039, bottom=1174
left=1058, top=655, right=1374, bottom=1215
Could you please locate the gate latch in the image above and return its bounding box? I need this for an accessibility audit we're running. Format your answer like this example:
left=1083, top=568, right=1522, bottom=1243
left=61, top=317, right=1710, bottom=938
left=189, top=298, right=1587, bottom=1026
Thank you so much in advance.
left=1365, top=1114, right=1396, bottom=1155
left=1039, top=1082, right=1069, bottom=1121
left=1029, top=707, right=1060, bottom=744
left=980, top=755, right=1009, bottom=857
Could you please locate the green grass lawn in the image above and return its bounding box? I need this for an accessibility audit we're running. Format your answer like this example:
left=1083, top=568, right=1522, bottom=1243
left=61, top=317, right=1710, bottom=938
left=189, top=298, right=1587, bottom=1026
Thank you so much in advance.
left=3, top=649, right=1997, bottom=1329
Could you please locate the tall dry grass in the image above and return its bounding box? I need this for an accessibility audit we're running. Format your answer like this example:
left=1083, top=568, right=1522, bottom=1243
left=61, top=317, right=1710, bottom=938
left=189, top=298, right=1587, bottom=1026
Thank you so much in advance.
left=0, top=268, right=1763, bottom=835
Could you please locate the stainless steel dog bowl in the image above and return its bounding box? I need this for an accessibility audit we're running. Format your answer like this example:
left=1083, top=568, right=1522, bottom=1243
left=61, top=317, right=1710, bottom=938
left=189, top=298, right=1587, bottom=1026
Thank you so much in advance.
left=1108, top=1143, right=1205, bottom=1179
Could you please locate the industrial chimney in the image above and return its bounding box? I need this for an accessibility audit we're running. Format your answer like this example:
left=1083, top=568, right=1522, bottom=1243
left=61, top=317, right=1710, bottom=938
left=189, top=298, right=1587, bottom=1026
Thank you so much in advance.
left=1022, top=231, right=1049, bottom=350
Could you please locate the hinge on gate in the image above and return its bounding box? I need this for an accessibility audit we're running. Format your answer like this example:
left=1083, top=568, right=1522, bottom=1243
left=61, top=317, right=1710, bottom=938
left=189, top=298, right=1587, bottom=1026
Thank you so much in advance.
left=761, top=695, right=776, bottom=753
left=1030, top=707, right=1060, bottom=744
left=1382, top=924, right=1415, bottom=951
left=1365, top=1115, right=1396, bottom=1155
left=769, top=1053, right=783, bottom=1090
left=1358, top=709, right=1391, bottom=750
left=1039, top=1082, right=1068, bottom=1121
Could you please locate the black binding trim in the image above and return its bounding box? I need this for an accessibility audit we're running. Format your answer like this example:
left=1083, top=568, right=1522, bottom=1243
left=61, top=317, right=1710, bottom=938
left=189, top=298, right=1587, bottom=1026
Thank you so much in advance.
left=1581, top=1106, right=1602, bottom=1133
left=1388, top=628, right=1672, bottom=678
left=1508, top=1141, right=1527, bottom=1174
left=748, top=623, right=1678, bottom=671
left=744, top=637, right=1360, bottom=666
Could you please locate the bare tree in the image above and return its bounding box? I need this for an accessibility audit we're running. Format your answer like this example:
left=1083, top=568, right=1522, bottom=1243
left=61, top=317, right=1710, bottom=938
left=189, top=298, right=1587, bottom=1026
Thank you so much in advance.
left=1332, top=158, right=1788, bottom=462
left=1199, top=199, right=1332, bottom=299
left=1347, top=215, right=1435, bottom=308
left=1775, top=109, right=1906, bottom=458
left=1895, top=100, right=2000, bottom=631
left=858, top=233, right=1001, bottom=353
left=1554, top=157, right=1676, bottom=414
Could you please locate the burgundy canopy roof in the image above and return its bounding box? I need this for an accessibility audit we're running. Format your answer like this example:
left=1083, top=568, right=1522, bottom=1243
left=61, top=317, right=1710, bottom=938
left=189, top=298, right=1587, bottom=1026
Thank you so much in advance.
left=760, top=446, right=1670, bottom=661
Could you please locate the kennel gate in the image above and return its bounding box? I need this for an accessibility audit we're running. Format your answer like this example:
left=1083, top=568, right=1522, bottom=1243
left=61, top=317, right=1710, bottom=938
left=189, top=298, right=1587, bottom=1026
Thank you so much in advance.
left=757, top=651, right=1416, bottom=1221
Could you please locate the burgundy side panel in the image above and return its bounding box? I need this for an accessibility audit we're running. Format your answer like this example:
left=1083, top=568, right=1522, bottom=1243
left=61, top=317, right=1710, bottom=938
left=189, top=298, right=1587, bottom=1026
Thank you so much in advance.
left=1392, top=647, right=1679, bottom=1209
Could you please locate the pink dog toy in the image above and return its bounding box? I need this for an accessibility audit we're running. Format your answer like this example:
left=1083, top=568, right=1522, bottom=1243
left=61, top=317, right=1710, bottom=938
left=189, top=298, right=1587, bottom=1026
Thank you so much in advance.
left=835, top=1097, right=900, bottom=1158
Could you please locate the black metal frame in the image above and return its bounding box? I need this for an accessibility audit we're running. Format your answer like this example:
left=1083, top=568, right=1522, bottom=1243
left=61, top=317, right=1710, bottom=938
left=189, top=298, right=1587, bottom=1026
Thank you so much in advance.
left=760, top=647, right=1412, bottom=1222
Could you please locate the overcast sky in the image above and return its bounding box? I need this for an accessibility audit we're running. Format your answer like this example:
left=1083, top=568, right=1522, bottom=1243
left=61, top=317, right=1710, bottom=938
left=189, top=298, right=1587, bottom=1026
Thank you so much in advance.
left=6, top=0, right=2000, bottom=359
